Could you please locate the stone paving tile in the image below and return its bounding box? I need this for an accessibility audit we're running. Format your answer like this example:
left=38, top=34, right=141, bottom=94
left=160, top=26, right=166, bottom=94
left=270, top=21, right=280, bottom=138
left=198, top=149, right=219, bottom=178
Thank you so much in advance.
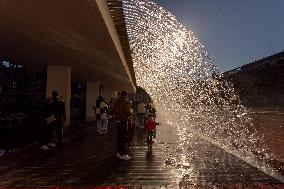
left=0, top=120, right=283, bottom=188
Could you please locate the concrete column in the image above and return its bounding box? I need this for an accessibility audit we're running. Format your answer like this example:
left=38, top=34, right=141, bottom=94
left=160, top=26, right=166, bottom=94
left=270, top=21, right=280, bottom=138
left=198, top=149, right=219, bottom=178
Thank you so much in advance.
left=86, top=81, right=100, bottom=121
left=46, top=66, right=71, bottom=126
left=101, top=88, right=117, bottom=103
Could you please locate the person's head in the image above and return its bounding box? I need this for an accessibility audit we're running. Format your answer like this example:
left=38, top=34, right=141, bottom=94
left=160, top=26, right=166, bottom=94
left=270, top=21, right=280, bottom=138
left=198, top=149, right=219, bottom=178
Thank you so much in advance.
left=148, top=113, right=153, bottom=118
left=52, top=90, right=58, bottom=100
left=96, top=96, right=104, bottom=106
left=97, top=96, right=104, bottom=101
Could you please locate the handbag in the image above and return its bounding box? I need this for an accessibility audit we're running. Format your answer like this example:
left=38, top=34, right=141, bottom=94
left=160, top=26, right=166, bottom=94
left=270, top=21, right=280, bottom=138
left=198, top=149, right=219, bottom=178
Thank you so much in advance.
left=45, top=115, right=56, bottom=125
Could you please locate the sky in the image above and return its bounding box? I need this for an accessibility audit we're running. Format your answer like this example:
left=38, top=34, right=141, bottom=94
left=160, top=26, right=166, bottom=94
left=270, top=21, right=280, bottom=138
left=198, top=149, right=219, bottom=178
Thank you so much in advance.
left=153, top=0, right=284, bottom=71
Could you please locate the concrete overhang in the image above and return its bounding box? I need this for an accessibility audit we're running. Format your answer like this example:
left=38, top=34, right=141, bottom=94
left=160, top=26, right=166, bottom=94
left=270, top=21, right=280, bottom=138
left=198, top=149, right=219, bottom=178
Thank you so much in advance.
left=0, top=0, right=136, bottom=92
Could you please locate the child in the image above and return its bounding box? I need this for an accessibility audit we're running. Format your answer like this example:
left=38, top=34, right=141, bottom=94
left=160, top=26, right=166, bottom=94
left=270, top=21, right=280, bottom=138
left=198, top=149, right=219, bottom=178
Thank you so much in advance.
left=145, top=114, right=160, bottom=145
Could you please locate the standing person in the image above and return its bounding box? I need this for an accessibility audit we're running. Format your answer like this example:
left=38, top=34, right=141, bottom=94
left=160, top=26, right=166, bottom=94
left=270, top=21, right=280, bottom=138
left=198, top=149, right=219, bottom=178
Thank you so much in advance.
left=51, top=91, right=66, bottom=148
left=40, top=97, right=57, bottom=150
left=113, top=91, right=132, bottom=160
left=137, top=102, right=146, bottom=128
left=95, top=96, right=109, bottom=134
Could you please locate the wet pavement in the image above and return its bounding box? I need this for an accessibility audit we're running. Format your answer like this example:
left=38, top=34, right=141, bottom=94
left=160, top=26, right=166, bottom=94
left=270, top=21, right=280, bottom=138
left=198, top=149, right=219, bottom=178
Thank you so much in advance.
left=0, top=121, right=176, bottom=187
left=0, top=120, right=283, bottom=188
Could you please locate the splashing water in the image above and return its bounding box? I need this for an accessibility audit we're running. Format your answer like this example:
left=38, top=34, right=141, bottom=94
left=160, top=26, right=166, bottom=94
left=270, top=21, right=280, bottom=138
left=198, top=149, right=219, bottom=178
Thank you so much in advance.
left=123, top=0, right=284, bottom=184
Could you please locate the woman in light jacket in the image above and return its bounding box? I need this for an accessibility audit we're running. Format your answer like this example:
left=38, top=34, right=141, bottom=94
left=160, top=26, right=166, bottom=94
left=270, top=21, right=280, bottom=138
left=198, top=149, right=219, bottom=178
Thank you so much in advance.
left=95, top=96, right=109, bottom=134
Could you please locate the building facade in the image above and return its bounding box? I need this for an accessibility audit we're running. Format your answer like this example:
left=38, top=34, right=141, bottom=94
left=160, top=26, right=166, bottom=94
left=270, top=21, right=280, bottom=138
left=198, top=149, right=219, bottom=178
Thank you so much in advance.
left=223, top=51, right=284, bottom=108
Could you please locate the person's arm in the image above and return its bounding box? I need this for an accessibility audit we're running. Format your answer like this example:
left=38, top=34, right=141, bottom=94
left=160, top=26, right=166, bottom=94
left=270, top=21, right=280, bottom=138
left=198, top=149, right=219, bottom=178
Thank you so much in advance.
left=155, top=121, right=161, bottom=126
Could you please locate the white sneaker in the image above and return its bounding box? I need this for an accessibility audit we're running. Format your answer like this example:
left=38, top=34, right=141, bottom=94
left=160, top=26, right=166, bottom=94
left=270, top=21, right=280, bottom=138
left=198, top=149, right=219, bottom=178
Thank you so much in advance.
left=41, top=145, right=49, bottom=151
left=119, top=154, right=132, bottom=160
left=47, top=143, right=56, bottom=147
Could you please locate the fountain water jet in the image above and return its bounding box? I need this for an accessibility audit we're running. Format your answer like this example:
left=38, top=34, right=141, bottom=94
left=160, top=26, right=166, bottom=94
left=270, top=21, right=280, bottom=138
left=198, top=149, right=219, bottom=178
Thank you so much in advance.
left=122, top=0, right=284, bottom=184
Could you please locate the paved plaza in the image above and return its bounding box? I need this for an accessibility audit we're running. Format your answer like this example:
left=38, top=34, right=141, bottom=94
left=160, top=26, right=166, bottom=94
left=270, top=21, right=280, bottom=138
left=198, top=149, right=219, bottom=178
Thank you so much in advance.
left=0, top=120, right=283, bottom=188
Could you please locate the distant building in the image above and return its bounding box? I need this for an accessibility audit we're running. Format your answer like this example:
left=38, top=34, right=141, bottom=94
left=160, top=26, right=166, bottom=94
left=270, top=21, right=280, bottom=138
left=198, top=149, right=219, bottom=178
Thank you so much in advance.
left=0, top=62, right=46, bottom=115
left=0, top=61, right=88, bottom=121
left=223, top=51, right=284, bottom=108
